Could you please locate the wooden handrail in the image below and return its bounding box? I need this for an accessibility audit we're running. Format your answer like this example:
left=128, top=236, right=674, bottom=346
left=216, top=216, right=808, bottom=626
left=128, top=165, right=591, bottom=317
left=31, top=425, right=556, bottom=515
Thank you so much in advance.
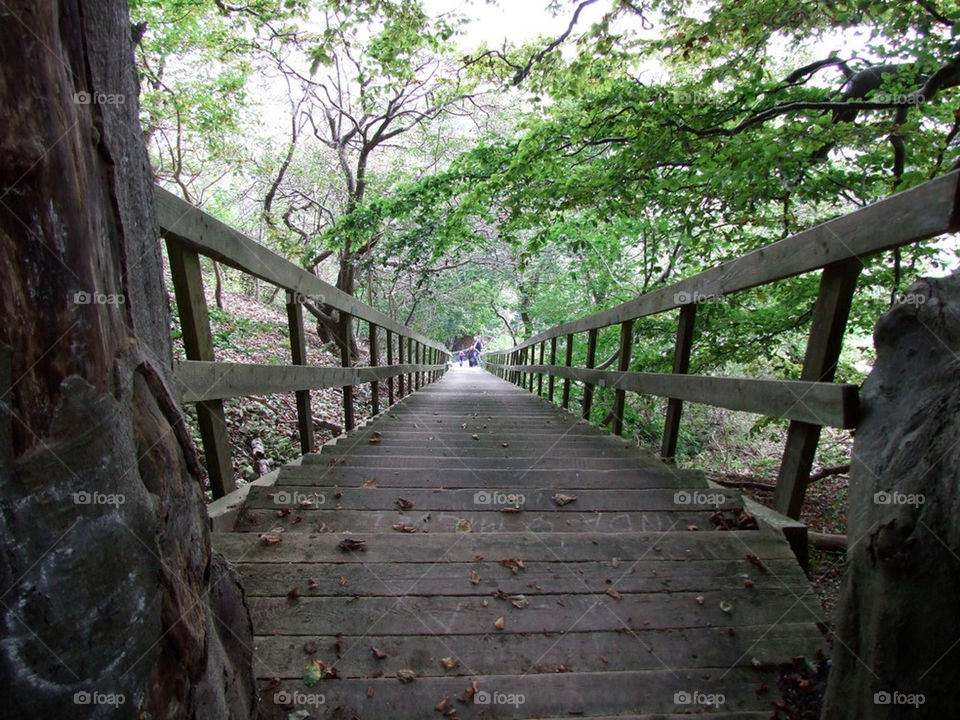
left=156, top=186, right=447, bottom=355
left=486, top=171, right=960, bottom=519
left=505, top=171, right=958, bottom=351
left=156, top=185, right=450, bottom=499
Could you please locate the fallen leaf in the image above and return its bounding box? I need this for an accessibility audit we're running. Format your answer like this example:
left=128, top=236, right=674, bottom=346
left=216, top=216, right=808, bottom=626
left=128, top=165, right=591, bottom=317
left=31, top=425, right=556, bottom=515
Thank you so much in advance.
left=367, top=685, right=375, bottom=698
left=302, top=659, right=325, bottom=687
left=395, top=497, right=414, bottom=510
left=287, top=587, right=300, bottom=600
left=276, top=508, right=292, bottom=518
left=695, top=595, right=705, bottom=605
left=605, top=588, right=622, bottom=600
left=494, top=616, right=505, bottom=630
left=303, top=640, right=318, bottom=654
left=308, top=577, right=319, bottom=589
left=259, top=528, right=284, bottom=545
left=746, top=554, right=766, bottom=571
left=436, top=697, right=453, bottom=712
left=362, top=478, right=380, bottom=488
left=455, top=518, right=471, bottom=533
left=720, top=600, right=734, bottom=614
left=460, top=423, right=467, bottom=429
left=337, top=576, right=348, bottom=586
left=396, top=669, right=416, bottom=683
left=471, top=434, right=479, bottom=441
left=552, top=493, right=577, bottom=506
left=510, top=594, right=529, bottom=609
left=611, top=557, right=621, bottom=567
left=744, top=578, right=755, bottom=588
left=481, top=599, right=488, bottom=607
left=686, top=524, right=700, bottom=531
left=500, top=506, right=522, bottom=514
left=441, top=656, right=459, bottom=671
left=323, top=666, right=340, bottom=679
left=501, top=442, right=509, bottom=448
left=368, top=433, right=382, bottom=444
left=470, top=570, right=481, bottom=585
left=371, top=646, right=388, bottom=659
left=338, top=538, right=367, bottom=552
left=392, top=523, right=419, bottom=533
left=457, top=680, right=479, bottom=703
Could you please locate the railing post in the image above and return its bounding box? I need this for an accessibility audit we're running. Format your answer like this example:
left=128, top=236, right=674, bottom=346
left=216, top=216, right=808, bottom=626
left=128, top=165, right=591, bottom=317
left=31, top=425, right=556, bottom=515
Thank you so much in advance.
left=287, top=297, right=315, bottom=455
left=369, top=322, right=380, bottom=416
left=562, top=333, right=573, bottom=409
left=537, top=341, right=545, bottom=396
left=774, top=257, right=862, bottom=518
left=414, top=342, right=421, bottom=391
left=407, top=337, right=414, bottom=395
left=165, top=240, right=235, bottom=498
left=386, top=329, right=395, bottom=404
left=512, top=351, right=519, bottom=385
left=582, top=328, right=598, bottom=420
left=612, top=319, right=633, bottom=436
left=548, top=336, right=557, bottom=402
left=340, top=312, right=355, bottom=432
left=397, top=336, right=405, bottom=397
left=661, top=304, right=697, bottom=459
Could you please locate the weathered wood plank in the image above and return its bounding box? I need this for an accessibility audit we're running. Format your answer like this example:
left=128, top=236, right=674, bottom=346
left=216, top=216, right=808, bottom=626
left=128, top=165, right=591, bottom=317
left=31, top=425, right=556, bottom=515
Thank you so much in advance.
left=213, top=529, right=795, bottom=564
left=250, top=587, right=821, bottom=635
left=234, top=557, right=806, bottom=597
left=487, top=364, right=858, bottom=428
left=253, top=623, right=824, bottom=678
left=174, top=360, right=447, bottom=402
left=242, top=486, right=743, bottom=512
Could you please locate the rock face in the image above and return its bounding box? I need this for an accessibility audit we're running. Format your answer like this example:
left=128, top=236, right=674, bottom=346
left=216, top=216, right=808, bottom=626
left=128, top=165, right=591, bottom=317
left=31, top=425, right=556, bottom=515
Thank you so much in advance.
left=0, top=1, right=253, bottom=718
left=822, top=272, right=960, bottom=718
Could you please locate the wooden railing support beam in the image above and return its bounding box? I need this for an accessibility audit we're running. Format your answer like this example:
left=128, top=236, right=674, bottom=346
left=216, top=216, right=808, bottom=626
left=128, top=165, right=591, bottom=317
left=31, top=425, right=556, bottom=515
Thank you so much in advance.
left=612, top=319, right=633, bottom=436
left=774, top=257, right=862, bottom=518
left=287, top=298, right=315, bottom=455
left=661, top=304, right=696, bottom=459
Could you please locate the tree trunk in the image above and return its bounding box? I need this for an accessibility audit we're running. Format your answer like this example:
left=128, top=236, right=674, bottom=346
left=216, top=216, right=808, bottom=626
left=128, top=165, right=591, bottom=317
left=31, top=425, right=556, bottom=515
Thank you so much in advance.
left=0, top=3, right=254, bottom=718
left=822, top=273, right=960, bottom=718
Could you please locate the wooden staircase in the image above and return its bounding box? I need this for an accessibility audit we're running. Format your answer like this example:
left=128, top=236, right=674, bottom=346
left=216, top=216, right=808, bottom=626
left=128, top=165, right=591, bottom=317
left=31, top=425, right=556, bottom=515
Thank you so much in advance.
left=215, top=368, right=826, bottom=719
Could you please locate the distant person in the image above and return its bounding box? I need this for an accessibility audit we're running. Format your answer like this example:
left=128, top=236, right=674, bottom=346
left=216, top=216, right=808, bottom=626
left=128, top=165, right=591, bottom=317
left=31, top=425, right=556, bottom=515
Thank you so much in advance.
left=457, top=351, right=464, bottom=367
left=468, top=335, right=482, bottom=367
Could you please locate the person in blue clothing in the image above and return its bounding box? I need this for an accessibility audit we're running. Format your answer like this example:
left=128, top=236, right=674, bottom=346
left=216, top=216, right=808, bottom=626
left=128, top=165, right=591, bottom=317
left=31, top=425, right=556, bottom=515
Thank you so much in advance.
left=468, top=336, right=482, bottom=366
left=457, top=351, right=464, bottom=366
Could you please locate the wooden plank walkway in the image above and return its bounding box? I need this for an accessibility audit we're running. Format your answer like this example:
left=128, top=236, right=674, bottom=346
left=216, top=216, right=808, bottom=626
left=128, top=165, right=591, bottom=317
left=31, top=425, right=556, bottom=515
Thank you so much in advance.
left=215, top=367, right=826, bottom=719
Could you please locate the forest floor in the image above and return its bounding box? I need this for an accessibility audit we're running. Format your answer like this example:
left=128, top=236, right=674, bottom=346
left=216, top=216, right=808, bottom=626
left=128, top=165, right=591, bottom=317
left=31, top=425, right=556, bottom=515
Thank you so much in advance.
left=174, top=284, right=849, bottom=624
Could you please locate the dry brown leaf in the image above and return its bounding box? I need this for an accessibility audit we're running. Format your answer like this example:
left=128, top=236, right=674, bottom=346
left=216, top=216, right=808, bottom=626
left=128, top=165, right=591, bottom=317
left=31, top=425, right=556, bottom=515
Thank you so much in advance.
left=494, top=616, right=505, bottom=630
left=362, top=478, right=380, bottom=488
left=605, top=588, right=621, bottom=600
left=395, top=497, right=414, bottom=510
left=552, top=493, right=577, bottom=506
left=510, top=595, right=529, bottom=609
left=337, top=576, right=347, bottom=586
left=470, top=570, right=481, bottom=585
left=392, top=523, right=419, bottom=533
left=371, top=646, right=388, bottom=659
left=338, top=538, right=367, bottom=552
left=440, top=656, right=459, bottom=671
left=396, top=669, right=416, bottom=683
left=367, top=685, right=375, bottom=698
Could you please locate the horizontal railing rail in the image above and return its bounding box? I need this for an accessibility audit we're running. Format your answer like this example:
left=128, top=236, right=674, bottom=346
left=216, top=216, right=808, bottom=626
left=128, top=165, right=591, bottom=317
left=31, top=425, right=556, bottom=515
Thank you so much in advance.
left=156, top=185, right=450, bottom=499
left=485, top=171, right=960, bottom=519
